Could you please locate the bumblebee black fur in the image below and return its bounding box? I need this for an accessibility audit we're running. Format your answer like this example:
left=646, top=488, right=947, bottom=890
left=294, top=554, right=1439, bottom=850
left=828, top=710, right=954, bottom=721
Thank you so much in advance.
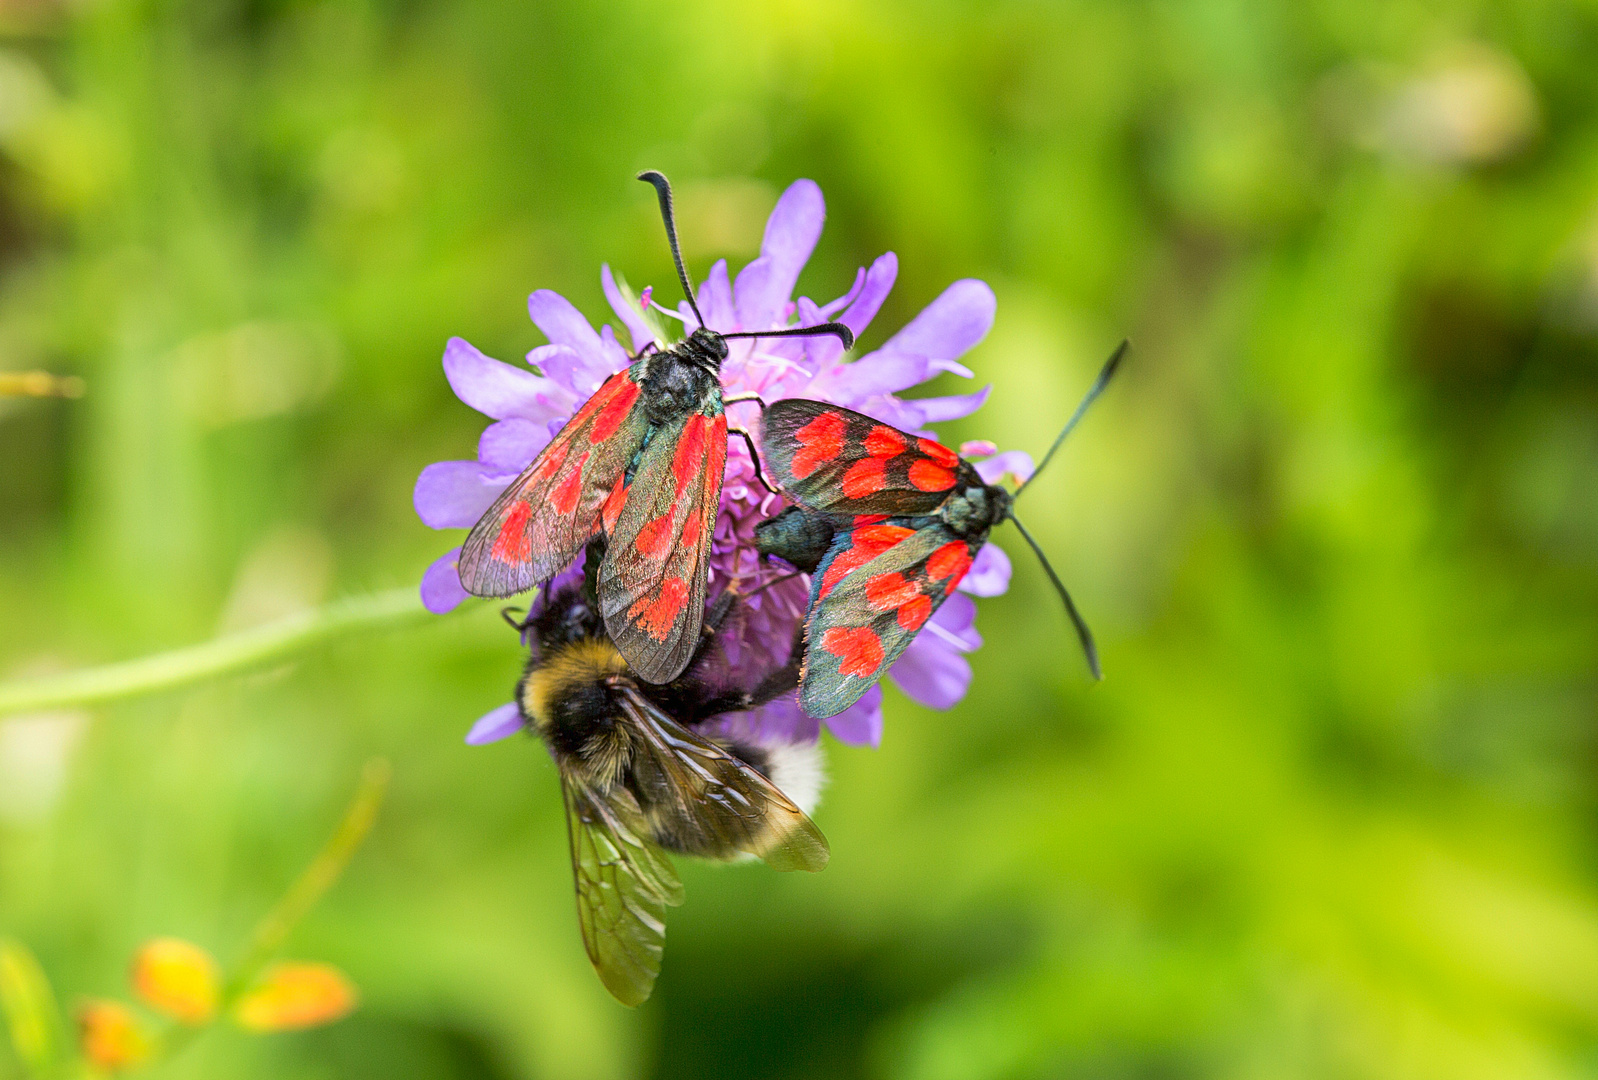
left=504, top=539, right=829, bottom=1007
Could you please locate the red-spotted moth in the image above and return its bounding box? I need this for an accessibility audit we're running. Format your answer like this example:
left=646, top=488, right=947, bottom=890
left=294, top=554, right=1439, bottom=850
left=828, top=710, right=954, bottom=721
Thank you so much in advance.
left=754, top=341, right=1127, bottom=717
left=458, top=172, right=853, bottom=684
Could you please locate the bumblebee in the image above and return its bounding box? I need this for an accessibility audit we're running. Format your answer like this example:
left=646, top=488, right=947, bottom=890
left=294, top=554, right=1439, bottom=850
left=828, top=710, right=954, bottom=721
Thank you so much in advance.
left=509, top=543, right=828, bottom=1006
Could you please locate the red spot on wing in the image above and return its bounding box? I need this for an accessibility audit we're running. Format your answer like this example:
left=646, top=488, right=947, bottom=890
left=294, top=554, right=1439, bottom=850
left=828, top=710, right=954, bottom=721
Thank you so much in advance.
left=671, top=414, right=712, bottom=498
left=908, top=460, right=956, bottom=492
left=602, top=480, right=628, bottom=534
left=790, top=411, right=847, bottom=479
left=818, top=525, right=917, bottom=599
left=628, top=577, right=688, bottom=641
left=634, top=513, right=674, bottom=559
left=864, top=572, right=920, bottom=612
left=549, top=451, right=589, bottom=514
left=841, top=458, right=887, bottom=498
left=679, top=500, right=704, bottom=550
left=927, top=542, right=973, bottom=587
left=530, top=438, right=569, bottom=483
left=898, top=595, right=933, bottom=631
left=864, top=425, right=906, bottom=458
left=821, top=627, right=884, bottom=678
left=917, top=438, right=960, bottom=467
left=566, top=373, right=624, bottom=429
left=856, top=524, right=917, bottom=546
left=491, top=501, right=533, bottom=563
left=853, top=514, right=888, bottom=526
left=589, top=377, right=641, bottom=443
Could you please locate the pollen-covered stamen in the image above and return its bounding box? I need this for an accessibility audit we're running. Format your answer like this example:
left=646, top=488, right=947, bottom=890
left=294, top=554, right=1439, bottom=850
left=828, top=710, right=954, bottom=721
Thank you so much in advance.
left=638, top=285, right=653, bottom=313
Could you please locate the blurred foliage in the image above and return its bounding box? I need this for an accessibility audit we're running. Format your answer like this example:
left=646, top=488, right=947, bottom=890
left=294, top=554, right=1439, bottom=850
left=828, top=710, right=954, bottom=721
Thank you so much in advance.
left=2, top=0, right=1598, bottom=1077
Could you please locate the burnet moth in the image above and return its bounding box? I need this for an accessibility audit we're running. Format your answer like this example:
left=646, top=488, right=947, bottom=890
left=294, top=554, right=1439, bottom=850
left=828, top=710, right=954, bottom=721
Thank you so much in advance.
left=457, top=172, right=854, bottom=684
left=754, top=341, right=1127, bottom=717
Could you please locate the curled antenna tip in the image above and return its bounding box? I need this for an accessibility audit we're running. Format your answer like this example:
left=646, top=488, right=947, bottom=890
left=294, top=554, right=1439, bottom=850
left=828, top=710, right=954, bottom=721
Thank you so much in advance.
left=723, top=321, right=854, bottom=349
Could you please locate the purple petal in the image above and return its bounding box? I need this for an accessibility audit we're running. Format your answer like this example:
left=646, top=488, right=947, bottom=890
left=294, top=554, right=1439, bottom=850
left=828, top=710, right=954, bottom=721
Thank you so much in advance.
left=809, top=352, right=933, bottom=401
left=880, top=279, right=996, bottom=362
left=602, top=264, right=655, bottom=353
left=959, top=543, right=1011, bottom=597
left=699, top=259, right=735, bottom=331
left=817, top=266, right=867, bottom=319
left=421, top=548, right=470, bottom=614
left=929, top=592, right=981, bottom=647
left=734, top=179, right=824, bottom=330
left=414, top=460, right=509, bottom=529
left=701, top=693, right=822, bottom=746
left=524, top=343, right=596, bottom=398
left=889, top=635, right=972, bottom=710
left=842, top=253, right=898, bottom=337
left=824, top=685, right=884, bottom=748
left=598, top=324, right=633, bottom=371
left=478, top=419, right=550, bottom=472
left=975, top=450, right=1035, bottom=485
left=961, top=440, right=999, bottom=458
left=906, top=385, right=992, bottom=425
left=444, top=338, right=571, bottom=422
left=528, top=291, right=612, bottom=387
left=466, top=702, right=524, bottom=745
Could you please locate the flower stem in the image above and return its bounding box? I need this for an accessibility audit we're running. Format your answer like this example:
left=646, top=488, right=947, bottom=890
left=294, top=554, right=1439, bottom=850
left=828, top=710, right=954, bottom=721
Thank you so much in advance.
left=0, top=588, right=433, bottom=717
left=223, top=758, right=391, bottom=1004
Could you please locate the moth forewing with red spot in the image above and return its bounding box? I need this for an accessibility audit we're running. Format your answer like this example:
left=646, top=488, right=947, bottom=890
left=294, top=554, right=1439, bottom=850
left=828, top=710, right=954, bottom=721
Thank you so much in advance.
left=760, top=400, right=968, bottom=516
left=599, top=408, right=729, bottom=683
left=758, top=341, right=1126, bottom=715
left=459, top=369, right=649, bottom=598
left=798, top=523, right=981, bottom=718
left=455, top=171, right=855, bottom=685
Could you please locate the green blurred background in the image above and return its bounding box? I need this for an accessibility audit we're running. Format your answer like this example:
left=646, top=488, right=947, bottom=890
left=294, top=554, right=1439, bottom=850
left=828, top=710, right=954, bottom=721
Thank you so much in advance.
left=3, top=0, right=1598, bottom=1076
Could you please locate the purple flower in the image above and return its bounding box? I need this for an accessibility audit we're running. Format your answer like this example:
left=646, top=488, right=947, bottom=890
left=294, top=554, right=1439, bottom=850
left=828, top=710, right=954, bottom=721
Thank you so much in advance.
left=416, top=179, right=1019, bottom=748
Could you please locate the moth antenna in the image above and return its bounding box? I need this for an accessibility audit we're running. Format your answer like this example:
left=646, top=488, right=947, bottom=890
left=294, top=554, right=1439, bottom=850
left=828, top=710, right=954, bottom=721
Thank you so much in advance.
left=1009, top=514, right=1101, bottom=680
left=723, top=322, right=855, bottom=350
left=637, top=170, right=707, bottom=330
left=1017, top=339, right=1127, bottom=499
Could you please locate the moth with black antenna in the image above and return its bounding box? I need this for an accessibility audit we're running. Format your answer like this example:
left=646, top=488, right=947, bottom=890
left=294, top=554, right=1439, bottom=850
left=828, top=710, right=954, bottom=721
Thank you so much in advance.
left=753, top=341, right=1127, bottom=717
left=458, top=171, right=856, bottom=685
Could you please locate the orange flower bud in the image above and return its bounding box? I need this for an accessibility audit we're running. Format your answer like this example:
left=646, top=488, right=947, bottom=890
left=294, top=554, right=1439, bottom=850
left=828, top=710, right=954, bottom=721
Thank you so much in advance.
left=129, top=938, right=219, bottom=1025
left=77, top=1000, right=151, bottom=1072
left=233, top=963, right=356, bottom=1032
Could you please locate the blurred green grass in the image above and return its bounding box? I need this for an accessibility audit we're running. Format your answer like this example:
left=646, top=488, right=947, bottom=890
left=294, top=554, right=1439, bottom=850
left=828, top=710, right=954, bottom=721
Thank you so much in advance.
left=3, top=0, right=1598, bottom=1076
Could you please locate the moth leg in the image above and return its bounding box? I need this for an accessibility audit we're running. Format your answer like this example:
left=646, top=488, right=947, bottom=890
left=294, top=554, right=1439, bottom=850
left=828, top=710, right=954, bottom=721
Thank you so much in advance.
left=728, top=426, right=777, bottom=496
left=676, top=621, right=807, bottom=722
left=722, top=393, right=767, bottom=409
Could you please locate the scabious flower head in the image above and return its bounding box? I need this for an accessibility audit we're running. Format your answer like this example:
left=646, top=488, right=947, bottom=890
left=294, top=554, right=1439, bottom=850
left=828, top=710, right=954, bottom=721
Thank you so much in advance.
left=416, top=180, right=1028, bottom=749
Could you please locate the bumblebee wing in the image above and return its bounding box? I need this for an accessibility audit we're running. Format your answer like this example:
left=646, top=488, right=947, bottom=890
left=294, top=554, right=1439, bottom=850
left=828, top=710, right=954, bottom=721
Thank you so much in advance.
left=561, top=773, right=684, bottom=1007
left=460, top=368, right=649, bottom=598
left=616, top=687, right=829, bottom=873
